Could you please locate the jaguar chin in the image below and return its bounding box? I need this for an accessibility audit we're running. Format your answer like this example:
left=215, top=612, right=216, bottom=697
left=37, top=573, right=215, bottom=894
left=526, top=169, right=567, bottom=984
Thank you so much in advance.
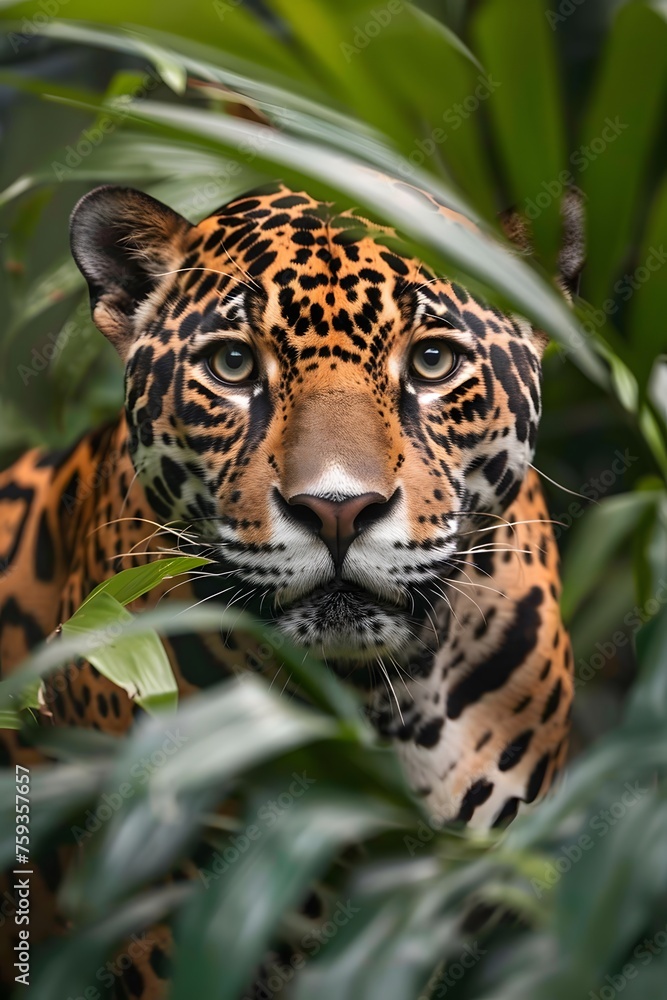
left=275, top=579, right=417, bottom=661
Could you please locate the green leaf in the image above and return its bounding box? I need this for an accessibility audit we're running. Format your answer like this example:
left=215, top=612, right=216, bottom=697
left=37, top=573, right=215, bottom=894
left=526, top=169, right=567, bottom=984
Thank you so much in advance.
left=128, top=35, right=188, bottom=94
left=0, top=760, right=112, bottom=870
left=632, top=487, right=667, bottom=605
left=78, top=555, right=210, bottom=609
left=146, top=676, right=343, bottom=799
left=28, top=885, right=191, bottom=1000
left=506, top=723, right=667, bottom=851
left=61, top=592, right=178, bottom=714
left=0, top=602, right=364, bottom=729
left=171, top=792, right=409, bottom=1000
left=291, top=886, right=459, bottom=1000
left=578, top=1, right=667, bottom=307
left=49, top=297, right=118, bottom=408
left=625, top=603, right=667, bottom=727
left=551, top=790, right=667, bottom=994
left=561, top=491, right=660, bottom=619
left=120, top=99, right=609, bottom=386
left=397, top=6, right=497, bottom=216
left=628, top=178, right=667, bottom=389
left=649, top=356, right=667, bottom=428
left=0, top=707, right=36, bottom=730
left=0, top=710, right=22, bottom=730
left=472, top=0, right=566, bottom=265
left=0, top=13, right=609, bottom=385
left=60, top=678, right=370, bottom=916
left=568, top=563, right=635, bottom=666
left=5, top=256, right=82, bottom=339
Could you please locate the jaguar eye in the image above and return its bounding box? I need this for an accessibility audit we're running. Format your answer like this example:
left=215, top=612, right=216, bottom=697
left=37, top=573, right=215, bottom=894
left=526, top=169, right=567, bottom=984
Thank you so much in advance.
left=410, top=339, right=457, bottom=381
left=208, top=341, right=256, bottom=384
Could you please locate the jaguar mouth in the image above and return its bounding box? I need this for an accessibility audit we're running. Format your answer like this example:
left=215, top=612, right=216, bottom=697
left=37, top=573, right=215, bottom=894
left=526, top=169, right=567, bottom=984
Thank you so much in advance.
left=279, top=577, right=410, bottom=616
left=273, top=577, right=422, bottom=662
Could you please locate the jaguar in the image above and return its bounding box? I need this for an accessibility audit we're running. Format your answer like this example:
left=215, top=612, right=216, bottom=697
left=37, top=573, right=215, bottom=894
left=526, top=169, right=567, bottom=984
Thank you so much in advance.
left=0, top=180, right=578, bottom=996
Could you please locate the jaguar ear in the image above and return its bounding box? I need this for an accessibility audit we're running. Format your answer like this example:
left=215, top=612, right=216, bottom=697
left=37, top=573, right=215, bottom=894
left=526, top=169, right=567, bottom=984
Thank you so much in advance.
left=498, top=189, right=585, bottom=355
left=556, top=188, right=586, bottom=298
left=70, top=186, right=191, bottom=359
left=499, top=188, right=586, bottom=300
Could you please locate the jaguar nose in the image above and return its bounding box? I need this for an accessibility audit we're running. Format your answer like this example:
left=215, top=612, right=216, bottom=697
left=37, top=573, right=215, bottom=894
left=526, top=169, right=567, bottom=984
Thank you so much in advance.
left=279, top=490, right=397, bottom=569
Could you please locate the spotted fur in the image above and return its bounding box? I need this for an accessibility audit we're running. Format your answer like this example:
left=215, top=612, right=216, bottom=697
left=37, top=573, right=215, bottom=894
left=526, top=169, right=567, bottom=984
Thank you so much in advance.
left=0, top=182, right=575, bottom=993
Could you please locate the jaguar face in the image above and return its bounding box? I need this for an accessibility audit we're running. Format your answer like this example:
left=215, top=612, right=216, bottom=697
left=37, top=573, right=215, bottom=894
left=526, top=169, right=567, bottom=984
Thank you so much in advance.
left=71, top=183, right=544, bottom=662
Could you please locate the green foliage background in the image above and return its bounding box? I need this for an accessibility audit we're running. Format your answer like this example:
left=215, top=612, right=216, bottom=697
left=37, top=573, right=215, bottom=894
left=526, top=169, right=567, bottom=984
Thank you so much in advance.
left=0, top=0, right=666, bottom=997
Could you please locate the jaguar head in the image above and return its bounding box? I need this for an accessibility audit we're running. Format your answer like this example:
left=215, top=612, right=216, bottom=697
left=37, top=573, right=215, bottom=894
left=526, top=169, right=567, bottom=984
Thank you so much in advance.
left=70, top=183, right=565, bottom=663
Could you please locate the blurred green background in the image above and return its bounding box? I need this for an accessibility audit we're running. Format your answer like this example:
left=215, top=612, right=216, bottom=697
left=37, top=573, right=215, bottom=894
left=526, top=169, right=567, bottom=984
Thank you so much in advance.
left=1, top=1, right=667, bottom=998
